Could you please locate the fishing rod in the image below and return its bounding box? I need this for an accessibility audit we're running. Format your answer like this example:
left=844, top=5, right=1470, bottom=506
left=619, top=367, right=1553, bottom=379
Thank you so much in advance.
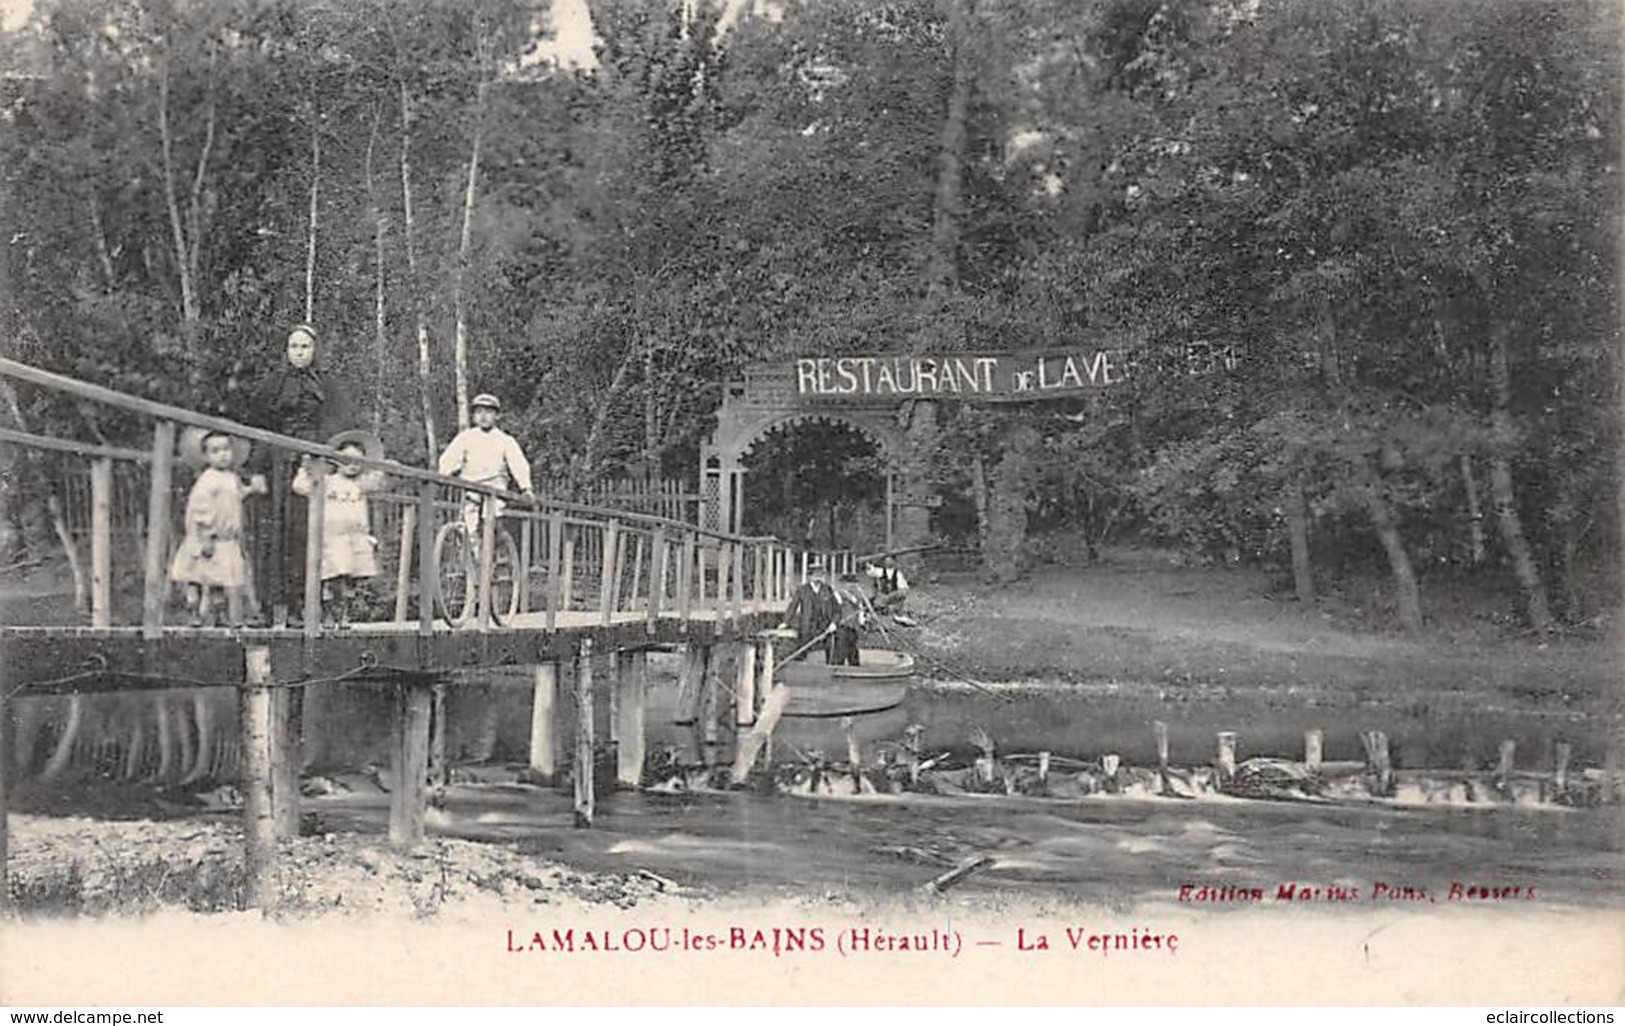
left=853, top=543, right=945, bottom=563
left=862, top=596, right=1012, bottom=704
left=761, top=623, right=836, bottom=665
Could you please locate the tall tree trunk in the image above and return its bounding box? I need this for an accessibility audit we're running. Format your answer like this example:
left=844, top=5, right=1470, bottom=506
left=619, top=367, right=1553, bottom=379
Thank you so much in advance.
left=1359, top=466, right=1422, bottom=633
left=1485, top=326, right=1553, bottom=635
left=983, top=426, right=1038, bottom=585
left=399, top=80, right=437, bottom=461
left=157, top=54, right=216, bottom=371
left=1283, top=479, right=1314, bottom=603
left=304, top=110, right=320, bottom=326
left=88, top=195, right=116, bottom=290
left=926, top=0, right=973, bottom=300
left=452, top=72, right=490, bottom=433
left=1460, top=454, right=1486, bottom=565
left=970, top=451, right=989, bottom=560
left=364, top=103, right=388, bottom=437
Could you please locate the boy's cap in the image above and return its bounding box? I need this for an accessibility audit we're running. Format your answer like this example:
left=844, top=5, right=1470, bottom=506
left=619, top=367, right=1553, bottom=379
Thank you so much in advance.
left=472, top=394, right=501, bottom=411
left=325, top=429, right=384, bottom=463
left=177, top=425, right=251, bottom=471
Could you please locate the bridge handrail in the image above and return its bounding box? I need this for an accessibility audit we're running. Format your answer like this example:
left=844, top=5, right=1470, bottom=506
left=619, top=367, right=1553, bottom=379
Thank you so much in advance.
left=0, top=357, right=770, bottom=547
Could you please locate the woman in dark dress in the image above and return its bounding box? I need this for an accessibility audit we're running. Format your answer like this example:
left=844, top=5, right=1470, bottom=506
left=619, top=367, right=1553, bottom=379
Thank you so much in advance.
left=250, top=325, right=328, bottom=626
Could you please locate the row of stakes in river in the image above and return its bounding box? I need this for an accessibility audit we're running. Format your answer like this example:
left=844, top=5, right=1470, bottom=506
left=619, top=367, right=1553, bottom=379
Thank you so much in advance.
left=636, top=721, right=1621, bottom=809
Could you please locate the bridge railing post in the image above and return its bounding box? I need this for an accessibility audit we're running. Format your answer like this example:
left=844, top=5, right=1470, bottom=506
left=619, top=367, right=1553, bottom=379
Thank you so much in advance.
left=731, top=541, right=745, bottom=621
left=303, top=458, right=326, bottom=637
left=141, top=419, right=176, bottom=638
left=678, top=532, right=695, bottom=626
left=546, top=509, right=564, bottom=630
left=393, top=498, right=416, bottom=623
left=713, top=542, right=729, bottom=622
left=599, top=519, right=620, bottom=625
left=518, top=509, right=533, bottom=615
left=90, top=455, right=112, bottom=627
left=628, top=533, right=644, bottom=612
left=648, top=527, right=666, bottom=633
left=477, top=492, right=497, bottom=630
left=416, top=482, right=436, bottom=637
left=753, top=543, right=765, bottom=611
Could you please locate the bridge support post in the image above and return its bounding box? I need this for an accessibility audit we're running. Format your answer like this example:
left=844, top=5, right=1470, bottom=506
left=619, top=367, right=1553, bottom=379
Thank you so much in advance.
left=615, top=650, right=647, bottom=788
left=389, top=679, right=433, bottom=849
left=241, top=645, right=278, bottom=910
left=528, top=662, right=561, bottom=783
left=573, top=639, right=595, bottom=827
left=700, top=643, right=720, bottom=770
left=270, top=684, right=302, bottom=840
left=735, top=640, right=757, bottom=728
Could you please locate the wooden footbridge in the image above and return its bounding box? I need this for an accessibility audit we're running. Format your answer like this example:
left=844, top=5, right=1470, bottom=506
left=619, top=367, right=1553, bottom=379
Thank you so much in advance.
left=0, top=358, right=809, bottom=908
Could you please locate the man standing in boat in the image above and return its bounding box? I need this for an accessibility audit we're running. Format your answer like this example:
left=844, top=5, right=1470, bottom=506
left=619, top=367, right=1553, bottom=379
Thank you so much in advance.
left=779, top=557, right=839, bottom=655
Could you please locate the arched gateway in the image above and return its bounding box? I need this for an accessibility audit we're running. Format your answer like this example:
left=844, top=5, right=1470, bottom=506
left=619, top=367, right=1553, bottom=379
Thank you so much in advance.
left=700, top=345, right=1135, bottom=547
left=700, top=363, right=910, bottom=545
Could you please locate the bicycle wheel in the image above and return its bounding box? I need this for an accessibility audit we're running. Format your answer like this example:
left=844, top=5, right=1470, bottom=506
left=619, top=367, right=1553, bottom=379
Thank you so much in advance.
left=432, top=522, right=477, bottom=627
left=489, top=528, right=522, bottom=624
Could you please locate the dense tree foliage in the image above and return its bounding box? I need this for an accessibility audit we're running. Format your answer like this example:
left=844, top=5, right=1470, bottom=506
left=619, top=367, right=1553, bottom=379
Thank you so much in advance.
left=0, top=0, right=1617, bottom=630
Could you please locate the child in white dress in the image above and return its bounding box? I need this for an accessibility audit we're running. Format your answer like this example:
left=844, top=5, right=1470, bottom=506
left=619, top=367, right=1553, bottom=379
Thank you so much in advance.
left=170, top=430, right=267, bottom=626
left=292, top=430, right=387, bottom=627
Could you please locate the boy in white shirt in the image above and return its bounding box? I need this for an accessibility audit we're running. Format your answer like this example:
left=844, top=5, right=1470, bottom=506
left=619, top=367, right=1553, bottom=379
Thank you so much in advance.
left=437, top=393, right=535, bottom=538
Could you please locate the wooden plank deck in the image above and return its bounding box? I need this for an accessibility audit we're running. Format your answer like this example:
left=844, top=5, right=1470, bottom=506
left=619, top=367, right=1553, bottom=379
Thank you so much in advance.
left=0, top=601, right=790, bottom=695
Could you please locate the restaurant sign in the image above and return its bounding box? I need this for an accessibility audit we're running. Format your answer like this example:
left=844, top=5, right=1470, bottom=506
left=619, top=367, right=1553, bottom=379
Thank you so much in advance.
left=791, top=348, right=1126, bottom=402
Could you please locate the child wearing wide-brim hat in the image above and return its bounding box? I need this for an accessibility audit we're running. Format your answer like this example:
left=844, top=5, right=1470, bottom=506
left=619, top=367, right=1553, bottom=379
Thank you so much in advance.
left=170, top=428, right=267, bottom=626
left=292, top=428, right=389, bottom=627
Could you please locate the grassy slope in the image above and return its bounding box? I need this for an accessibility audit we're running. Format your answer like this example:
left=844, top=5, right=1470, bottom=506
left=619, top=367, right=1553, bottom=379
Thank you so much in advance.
left=903, top=555, right=1621, bottom=710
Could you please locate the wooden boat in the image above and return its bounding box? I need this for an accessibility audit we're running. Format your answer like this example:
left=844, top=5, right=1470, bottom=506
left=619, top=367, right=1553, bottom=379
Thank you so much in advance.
left=773, top=648, right=914, bottom=718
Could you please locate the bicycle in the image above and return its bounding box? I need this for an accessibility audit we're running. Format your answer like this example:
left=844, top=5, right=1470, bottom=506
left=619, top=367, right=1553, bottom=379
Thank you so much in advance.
left=432, top=505, right=522, bottom=627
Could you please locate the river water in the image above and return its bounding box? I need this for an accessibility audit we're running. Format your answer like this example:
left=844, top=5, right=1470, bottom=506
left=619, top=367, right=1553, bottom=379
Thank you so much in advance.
left=11, top=652, right=1621, bottom=910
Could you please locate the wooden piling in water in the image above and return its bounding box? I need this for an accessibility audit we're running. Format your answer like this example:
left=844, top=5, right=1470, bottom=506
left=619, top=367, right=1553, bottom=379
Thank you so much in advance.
left=428, top=683, right=448, bottom=797
left=1216, top=731, right=1238, bottom=784
left=736, top=640, right=757, bottom=728
left=389, top=680, right=433, bottom=849
left=1496, top=739, right=1516, bottom=790
left=1554, top=741, right=1572, bottom=795
left=270, top=685, right=301, bottom=840
left=617, top=650, right=648, bottom=788
left=574, top=639, right=596, bottom=827
left=241, top=645, right=277, bottom=909
left=529, top=662, right=560, bottom=782
left=1154, top=721, right=1170, bottom=790
left=1305, top=729, right=1324, bottom=774
left=700, top=644, right=720, bottom=769
left=1037, top=751, right=1051, bottom=788
left=1361, top=730, right=1393, bottom=796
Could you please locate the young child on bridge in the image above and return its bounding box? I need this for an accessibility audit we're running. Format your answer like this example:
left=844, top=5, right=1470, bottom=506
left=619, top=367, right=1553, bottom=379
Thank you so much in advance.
left=170, top=428, right=267, bottom=627
left=292, top=429, right=388, bottom=628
